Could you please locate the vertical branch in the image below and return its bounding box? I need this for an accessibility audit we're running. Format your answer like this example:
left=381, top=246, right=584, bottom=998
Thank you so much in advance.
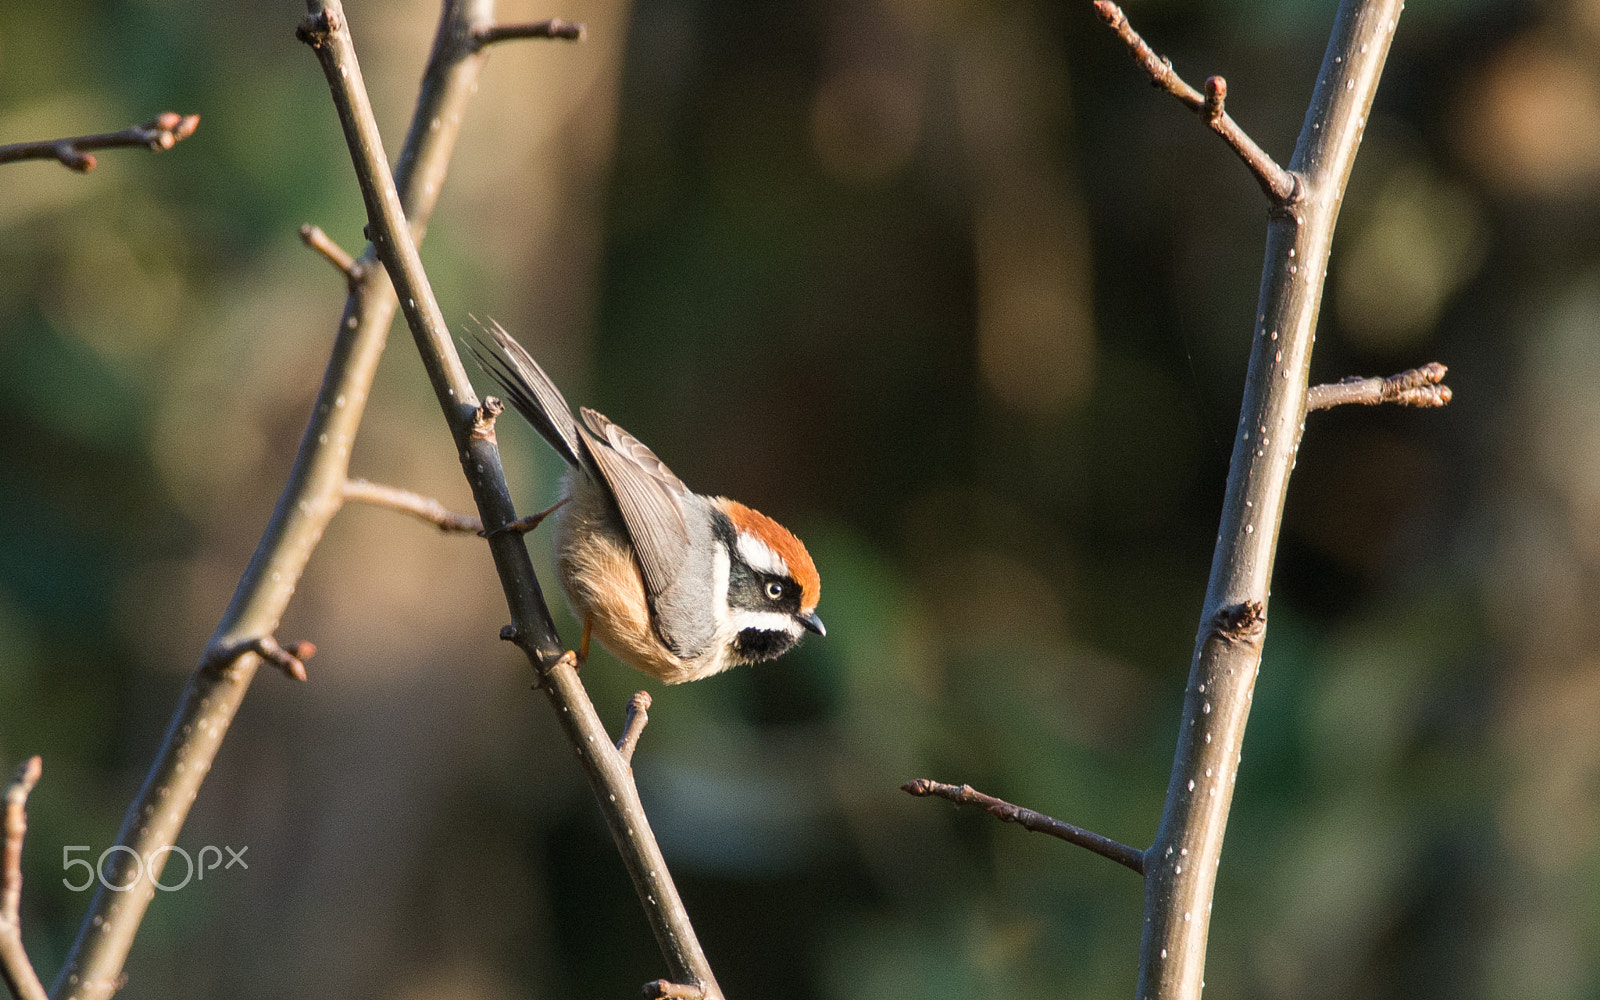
left=1133, top=2, right=1406, bottom=999
left=51, top=4, right=500, bottom=996
left=295, top=3, right=726, bottom=996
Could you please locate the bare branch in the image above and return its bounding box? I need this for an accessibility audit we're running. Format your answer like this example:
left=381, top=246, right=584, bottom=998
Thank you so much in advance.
left=53, top=3, right=503, bottom=994
left=616, top=691, right=653, bottom=764
left=342, top=477, right=484, bottom=532
left=299, top=224, right=367, bottom=285
left=902, top=779, right=1146, bottom=875
left=480, top=497, right=569, bottom=538
left=299, top=3, right=725, bottom=995
left=0, top=112, right=198, bottom=172
left=1307, top=362, right=1452, bottom=411
left=473, top=18, right=585, bottom=46
left=1, top=758, right=46, bottom=1000
left=1093, top=1, right=1297, bottom=203
left=1126, top=0, right=1409, bottom=997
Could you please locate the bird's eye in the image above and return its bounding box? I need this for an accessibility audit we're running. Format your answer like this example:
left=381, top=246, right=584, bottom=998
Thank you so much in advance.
left=765, top=582, right=784, bottom=600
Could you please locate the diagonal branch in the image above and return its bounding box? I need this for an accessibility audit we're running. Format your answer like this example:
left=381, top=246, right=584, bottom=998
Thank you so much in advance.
left=0, top=113, right=198, bottom=172
left=902, top=779, right=1146, bottom=874
left=1093, top=1, right=1297, bottom=203
left=1, top=758, right=46, bottom=1000
left=342, top=477, right=484, bottom=532
left=296, top=3, right=724, bottom=996
left=299, top=224, right=368, bottom=286
left=1307, top=362, right=1451, bottom=411
left=52, top=4, right=504, bottom=996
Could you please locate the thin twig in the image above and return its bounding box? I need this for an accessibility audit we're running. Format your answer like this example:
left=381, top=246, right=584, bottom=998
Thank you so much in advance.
left=1093, top=1, right=1297, bottom=203
left=1307, top=362, right=1451, bottom=411
left=473, top=18, right=585, bottom=46
left=342, top=477, right=484, bottom=532
left=1122, top=1, right=1409, bottom=998
left=1, top=758, right=46, bottom=1000
left=642, top=982, right=706, bottom=1000
left=616, top=692, right=653, bottom=764
left=52, top=4, right=502, bottom=996
left=479, top=496, right=569, bottom=538
left=299, top=224, right=367, bottom=285
left=298, top=3, right=725, bottom=996
left=0, top=112, right=199, bottom=172
left=902, top=779, right=1146, bottom=875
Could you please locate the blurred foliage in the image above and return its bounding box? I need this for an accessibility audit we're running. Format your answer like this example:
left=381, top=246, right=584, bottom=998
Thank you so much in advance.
left=1, top=0, right=1595, bottom=997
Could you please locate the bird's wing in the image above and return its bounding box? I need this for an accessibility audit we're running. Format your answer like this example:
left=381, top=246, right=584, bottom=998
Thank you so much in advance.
left=466, top=319, right=589, bottom=472
left=578, top=406, right=691, bottom=600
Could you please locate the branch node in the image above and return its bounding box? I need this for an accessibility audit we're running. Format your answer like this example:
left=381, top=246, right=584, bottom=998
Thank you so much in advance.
left=295, top=8, right=337, bottom=46
left=1204, top=76, right=1227, bottom=122
left=643, top=981, right=706, bottom=1000
left=55, top=143, right=94, bottom=172
left=1210, top=601, right=1266, bottom=645
left=470, top=396, right=504, bottom=441
left=206, top=635, right=315, bottom=682
left=617, top=691, right=653, bottom=763
left=473, top=19, right=587, bottom=48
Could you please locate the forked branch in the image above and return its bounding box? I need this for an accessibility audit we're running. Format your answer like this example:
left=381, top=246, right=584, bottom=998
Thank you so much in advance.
left=1, top=757, right=46, bottom=1000
left=0, top=113, right=198, bottom=172
left=902, top=779, right=1146, bottom=874
left=1094, top=1, right=1297, bottom=203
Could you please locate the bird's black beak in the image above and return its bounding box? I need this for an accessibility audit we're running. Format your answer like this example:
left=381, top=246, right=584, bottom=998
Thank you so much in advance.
left=799, top=611, right=826, bottom=637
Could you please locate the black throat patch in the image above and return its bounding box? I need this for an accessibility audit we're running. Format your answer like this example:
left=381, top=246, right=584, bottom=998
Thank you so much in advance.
left=734, top=627, right=797, bottom=663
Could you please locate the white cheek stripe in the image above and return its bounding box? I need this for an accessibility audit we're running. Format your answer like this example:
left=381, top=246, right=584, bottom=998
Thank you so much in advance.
left=714, top=542, right=799, bottom=638
left=736, top=531, right=790, bottom=578
left=712, top=543, right=732, bottom=629
left=729, top=610, right=802, bottom=636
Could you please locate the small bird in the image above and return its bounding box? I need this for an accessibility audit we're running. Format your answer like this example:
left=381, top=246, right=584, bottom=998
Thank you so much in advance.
left=470, top=321, right=824, bottom=684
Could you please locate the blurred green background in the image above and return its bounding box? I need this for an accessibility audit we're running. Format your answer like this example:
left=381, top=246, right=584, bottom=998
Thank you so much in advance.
left=0, top=0, right=1592, bottom=996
